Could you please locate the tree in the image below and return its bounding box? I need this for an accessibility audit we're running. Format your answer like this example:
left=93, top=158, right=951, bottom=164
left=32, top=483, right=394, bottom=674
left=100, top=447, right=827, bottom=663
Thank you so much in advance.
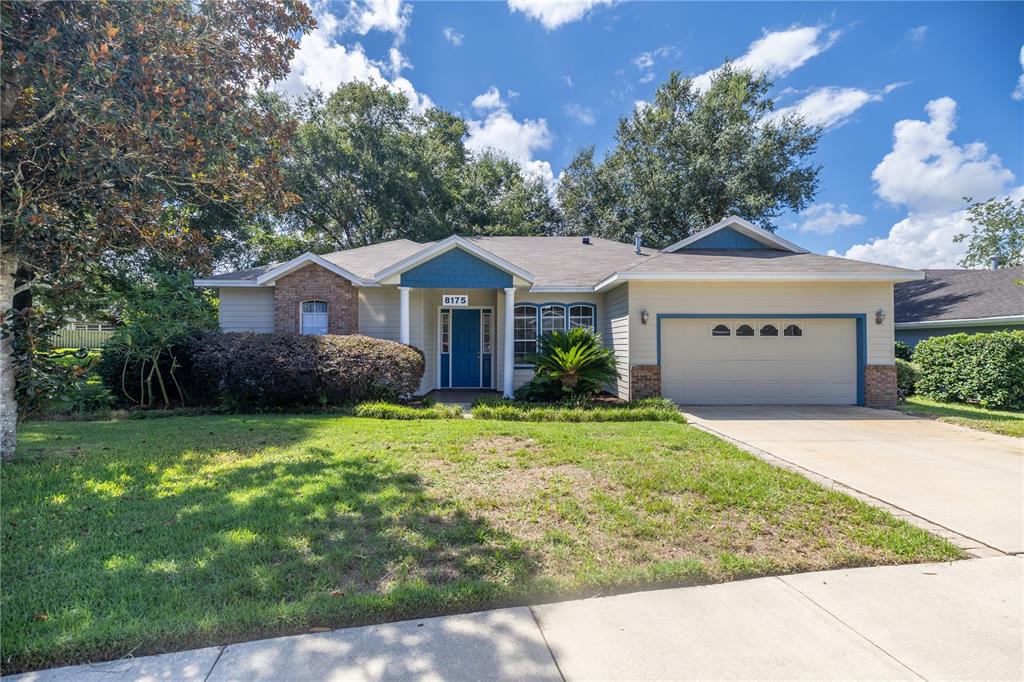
left=954, top=197, right=1024, bottom=269
left=0, top=0, right=316, bottom=457
left=556, top=66, right=821, bottom=247
left=280, top=82, right=561, bottom=250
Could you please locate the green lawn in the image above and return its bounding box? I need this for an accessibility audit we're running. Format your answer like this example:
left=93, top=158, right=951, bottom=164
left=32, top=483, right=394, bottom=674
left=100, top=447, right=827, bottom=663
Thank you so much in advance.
left=900, top=396, right=1024, bottom=438
left=2, top=415, right=962, bottom=672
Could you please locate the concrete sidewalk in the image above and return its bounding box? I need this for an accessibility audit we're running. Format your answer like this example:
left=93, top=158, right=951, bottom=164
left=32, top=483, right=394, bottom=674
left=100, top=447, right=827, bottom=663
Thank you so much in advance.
left=11, top=557, right=1022, bottom=681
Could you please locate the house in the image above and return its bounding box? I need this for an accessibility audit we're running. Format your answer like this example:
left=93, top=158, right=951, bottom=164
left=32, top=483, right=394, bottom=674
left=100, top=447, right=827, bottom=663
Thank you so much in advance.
left=894, top=267, right=1024, bottom=348
left=194, top=216, right=922, bottom=407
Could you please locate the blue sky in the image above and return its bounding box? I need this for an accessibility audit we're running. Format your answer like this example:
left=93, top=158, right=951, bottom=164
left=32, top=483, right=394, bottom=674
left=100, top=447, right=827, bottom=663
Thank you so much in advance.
left=277, top=1, right=1023, bottom=268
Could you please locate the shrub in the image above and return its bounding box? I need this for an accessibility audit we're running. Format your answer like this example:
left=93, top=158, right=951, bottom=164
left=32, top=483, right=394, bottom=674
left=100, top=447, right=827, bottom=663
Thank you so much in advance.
left=895, top=358, right=919, bottom=396
left=471, top=397, right=684, bottom=422
left=913, top=331, right=1024, bottom=409
left=517, top=327, right=618, bottom=401
left=894, top=340, right=913, bottom=361
left=187, top=333, right=425, bottom=408
left=354, top=402, right=463, bottom=419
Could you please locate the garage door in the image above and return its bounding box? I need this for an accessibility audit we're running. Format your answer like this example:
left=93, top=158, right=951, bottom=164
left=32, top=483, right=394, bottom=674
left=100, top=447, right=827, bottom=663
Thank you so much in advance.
left=661, top=318, right=857, bottom=405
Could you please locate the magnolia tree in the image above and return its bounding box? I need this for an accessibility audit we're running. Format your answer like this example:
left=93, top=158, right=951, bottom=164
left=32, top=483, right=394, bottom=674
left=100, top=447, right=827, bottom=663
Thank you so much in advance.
left=0, top=0, right=315, bottom=457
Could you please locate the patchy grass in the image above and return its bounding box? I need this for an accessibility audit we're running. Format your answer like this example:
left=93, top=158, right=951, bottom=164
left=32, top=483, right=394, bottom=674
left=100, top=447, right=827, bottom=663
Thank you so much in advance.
left=900, top=395, right=1024, bottom=438
left=2, top=415, right=961, bottom=672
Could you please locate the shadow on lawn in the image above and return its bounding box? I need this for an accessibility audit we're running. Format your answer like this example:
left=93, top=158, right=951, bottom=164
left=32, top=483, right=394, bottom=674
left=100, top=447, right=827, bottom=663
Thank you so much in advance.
left=2, top=418, right=539, bottom=671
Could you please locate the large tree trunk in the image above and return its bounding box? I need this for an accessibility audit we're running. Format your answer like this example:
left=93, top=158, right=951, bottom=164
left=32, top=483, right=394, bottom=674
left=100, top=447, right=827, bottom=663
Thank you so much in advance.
left=1, top=246, right=17, bottom=459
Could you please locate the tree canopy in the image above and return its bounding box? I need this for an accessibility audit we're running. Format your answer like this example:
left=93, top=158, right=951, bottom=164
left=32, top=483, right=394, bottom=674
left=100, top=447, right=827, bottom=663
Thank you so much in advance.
left=556, top=66, right=822, bottom=248
left=954, top=196, right=1024, bottom=269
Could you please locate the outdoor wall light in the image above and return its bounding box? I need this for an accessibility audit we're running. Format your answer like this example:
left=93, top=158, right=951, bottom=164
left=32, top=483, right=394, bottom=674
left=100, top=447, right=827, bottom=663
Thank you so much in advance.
left=640, top=309, right=649, bottom=325
left=875, top=308, right=886, bottom=325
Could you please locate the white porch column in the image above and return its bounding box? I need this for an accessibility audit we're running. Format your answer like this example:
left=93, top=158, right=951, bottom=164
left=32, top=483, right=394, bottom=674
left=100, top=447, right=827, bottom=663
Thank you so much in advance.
left=398, top=286, right=411, bottom=345
left=503, top=287, right=516, bottom=398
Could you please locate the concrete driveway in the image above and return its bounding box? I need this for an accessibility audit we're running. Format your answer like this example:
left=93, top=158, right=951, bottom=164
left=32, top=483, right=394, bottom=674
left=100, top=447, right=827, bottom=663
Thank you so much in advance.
left=681, top=406, right=1024, bottom=554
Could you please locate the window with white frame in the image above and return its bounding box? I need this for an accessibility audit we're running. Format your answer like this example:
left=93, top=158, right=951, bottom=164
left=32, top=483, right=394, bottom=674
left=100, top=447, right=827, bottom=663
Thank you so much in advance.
left=540, top=305, right=566, bottom=335
left=513, top=305, right=538, bottom=364
left=300, top=300, right=328, bottom=335
left=440, top=310, right=450, bottom=353
left=568, top=305, right=595, bottom=330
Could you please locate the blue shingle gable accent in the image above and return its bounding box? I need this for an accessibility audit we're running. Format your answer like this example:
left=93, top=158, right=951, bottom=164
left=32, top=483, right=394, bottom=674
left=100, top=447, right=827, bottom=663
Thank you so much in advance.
left=684, top=226, right=776, bottom=250
left=400, top=248, right=513, bottom=288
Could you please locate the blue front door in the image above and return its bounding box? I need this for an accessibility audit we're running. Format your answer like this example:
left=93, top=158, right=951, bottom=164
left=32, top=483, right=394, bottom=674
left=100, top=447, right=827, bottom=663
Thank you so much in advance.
left=451, top=309, right=481, bottom=387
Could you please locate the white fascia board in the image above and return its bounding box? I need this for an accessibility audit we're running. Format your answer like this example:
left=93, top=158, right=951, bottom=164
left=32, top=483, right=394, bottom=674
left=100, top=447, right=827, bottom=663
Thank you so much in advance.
left=193, top=279, right=262, bottom=287
left=255, top=253, right=367, bottom=286
left=661, top=215, right=809, bottom=254
left=596, top=270, right=924, bottom=290
left=371, top=235, right=536, bottom=283
left=527, top=285, right=597, bottom=293
left=895, top=315, right=1024, bottom=329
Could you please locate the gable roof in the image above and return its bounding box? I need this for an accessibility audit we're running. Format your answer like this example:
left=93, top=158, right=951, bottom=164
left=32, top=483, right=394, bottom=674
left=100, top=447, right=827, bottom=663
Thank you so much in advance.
left=894, top=267, right=1024, bottom=325
left=661, top=216, right=808, bottom=254
left=196, top=228, right=922, bottom=291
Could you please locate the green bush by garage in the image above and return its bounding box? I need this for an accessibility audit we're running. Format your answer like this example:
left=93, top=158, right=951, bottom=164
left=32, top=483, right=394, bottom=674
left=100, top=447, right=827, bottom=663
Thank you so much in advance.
left=912, top=330, right=1024, bottom=409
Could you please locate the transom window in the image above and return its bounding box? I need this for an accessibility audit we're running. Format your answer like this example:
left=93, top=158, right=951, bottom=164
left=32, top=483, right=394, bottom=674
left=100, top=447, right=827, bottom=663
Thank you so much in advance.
left=784, top=324, right=803, bottom=337
left=736, top=324, right=755, bottom=337
left=759, top=324, right=778, bottom=337
left=300, top=300, right=328, bottom=335
left=514, top=303, right=597, bottom=365
left=711, top=324, right=731, bottom=336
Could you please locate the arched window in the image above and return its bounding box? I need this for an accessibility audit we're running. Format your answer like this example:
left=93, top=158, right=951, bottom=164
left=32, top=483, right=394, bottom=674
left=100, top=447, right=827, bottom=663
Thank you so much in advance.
left=711, top=324, right=731, bottom=337
left=300, top=301, right=328, bottom=335
left=513, top=304, right=538, bottom=364
left=540, top=305, right=566, bottom=335
left=736, top=324, right=755, bottom=337
left=759, top=324, right=778, bottom=337
left=568, top=304, right=596, bottom=331
left=784, top=323, right=803, bottom=337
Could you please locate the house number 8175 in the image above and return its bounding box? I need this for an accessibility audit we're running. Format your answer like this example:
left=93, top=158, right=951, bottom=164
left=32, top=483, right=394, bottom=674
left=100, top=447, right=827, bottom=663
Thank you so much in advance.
left=442, top=295, right=469, bottom=306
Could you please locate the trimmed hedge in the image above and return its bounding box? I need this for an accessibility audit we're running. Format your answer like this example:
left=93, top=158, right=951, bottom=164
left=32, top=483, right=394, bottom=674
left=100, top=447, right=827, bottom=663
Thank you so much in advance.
left=354, top=402, right=463, bottom=420
left=894, top=340, right=913, bottom=361
left=895, top=358, right=919, bottom=396
left=913, top=331, right=1024, bottom=409
left=471, top=397, right=685, bottom=422
left=188, top=333, right=424, bottom=408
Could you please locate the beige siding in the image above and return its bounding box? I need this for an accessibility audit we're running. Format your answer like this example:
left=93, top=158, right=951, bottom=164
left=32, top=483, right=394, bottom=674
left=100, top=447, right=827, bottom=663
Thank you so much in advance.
left=218, top=287, right=275, bottom=332
left=602, top=284, right=630, bottom=399
left=627, top=281, right=896, bottom=366
left=357, top=287, right=400, bottom=341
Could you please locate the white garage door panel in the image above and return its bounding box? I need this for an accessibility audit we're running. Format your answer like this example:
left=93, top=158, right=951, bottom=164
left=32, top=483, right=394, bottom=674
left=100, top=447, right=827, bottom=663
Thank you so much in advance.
left=661, top=318, right=857, bottom=405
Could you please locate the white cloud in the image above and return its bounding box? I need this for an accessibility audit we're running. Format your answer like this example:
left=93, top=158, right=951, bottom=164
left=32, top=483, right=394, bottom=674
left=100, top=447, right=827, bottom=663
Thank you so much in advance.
left=274, top=2, right=432, bottom=112
left=633, top=100, right=649, bottom=113
left=472, top=86, right=505, bottom=112
left=834, top=99, right=1021, bottom=268
left=830, top=211, right=972, bottom=268
left=906, top=25, right=928, bottom=43
left=632, top=45, right=678, bottom=84
left=1013, top=45, right=1024, bottom=101
left=788, top=203, right=866, bottom=235
left=507, top=0, right=615, bottom=30
left=692, top=25, right=840, bottom=92
left=632, top=53, right=654, bottom=70
left=563, top=75, right=573, bottom=88
left=769, top=82, right=906, bottom=129
left=443, top=26, right=463, bottom=46
left=466, top=86, right=555, bottom=187
left=344, top=0, right=410, bottom=37
left=872, top=97, right=1015, bottom=212
left=565, top=103, right=596, bottom=125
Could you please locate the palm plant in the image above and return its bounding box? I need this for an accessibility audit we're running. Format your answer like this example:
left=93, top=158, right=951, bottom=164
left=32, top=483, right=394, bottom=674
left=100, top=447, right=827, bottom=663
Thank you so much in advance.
left=528, top=327, right=618, bottom=398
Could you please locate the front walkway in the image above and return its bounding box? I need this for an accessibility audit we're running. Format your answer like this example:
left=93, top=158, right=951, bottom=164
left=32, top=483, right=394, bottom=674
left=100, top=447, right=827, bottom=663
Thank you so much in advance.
left=11, top=557, right=1022, bottom=681
left=682, top=405, right=1024, bottom=555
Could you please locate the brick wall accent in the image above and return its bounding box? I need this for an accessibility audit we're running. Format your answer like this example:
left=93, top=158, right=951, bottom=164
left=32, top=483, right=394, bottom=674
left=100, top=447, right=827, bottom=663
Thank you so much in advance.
left=629, top=364, right=661, bottom=401
left=273, top=264, right=358, bottom=335
left=864, top=364, right=897, bottom=408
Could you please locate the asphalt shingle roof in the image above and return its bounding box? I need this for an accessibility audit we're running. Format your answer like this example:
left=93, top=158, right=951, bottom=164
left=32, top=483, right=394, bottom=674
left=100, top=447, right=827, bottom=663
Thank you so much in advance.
left=894, top=267, right=1024, bottom=323
left=202, top=236, right=920, bottom=287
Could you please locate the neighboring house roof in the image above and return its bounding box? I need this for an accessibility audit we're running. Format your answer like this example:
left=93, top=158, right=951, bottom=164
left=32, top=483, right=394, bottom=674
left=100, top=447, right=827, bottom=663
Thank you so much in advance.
left=195, top=216, right=924, bottom=291
left=894, top=267, right=1024, bottom=326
